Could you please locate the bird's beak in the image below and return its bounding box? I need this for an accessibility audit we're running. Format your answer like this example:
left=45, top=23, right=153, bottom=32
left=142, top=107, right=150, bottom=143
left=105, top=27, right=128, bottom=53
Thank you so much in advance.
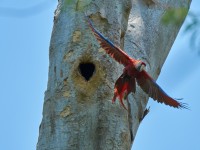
left=140, top=64, right=145, bottom=71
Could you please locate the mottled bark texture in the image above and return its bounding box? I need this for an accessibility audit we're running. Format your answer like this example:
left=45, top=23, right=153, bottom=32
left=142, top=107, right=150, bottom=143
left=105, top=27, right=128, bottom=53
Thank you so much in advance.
left=37, top=0, right=190, bottom=150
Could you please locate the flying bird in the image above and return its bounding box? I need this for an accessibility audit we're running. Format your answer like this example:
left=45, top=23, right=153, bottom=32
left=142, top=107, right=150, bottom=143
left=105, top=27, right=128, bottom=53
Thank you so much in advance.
left=86, top=17, right=187, bottom=110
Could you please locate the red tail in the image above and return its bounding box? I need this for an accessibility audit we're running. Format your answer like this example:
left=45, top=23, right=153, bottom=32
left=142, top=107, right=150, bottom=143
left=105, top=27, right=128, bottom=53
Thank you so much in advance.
left=112, top=74, right=136, bottom=110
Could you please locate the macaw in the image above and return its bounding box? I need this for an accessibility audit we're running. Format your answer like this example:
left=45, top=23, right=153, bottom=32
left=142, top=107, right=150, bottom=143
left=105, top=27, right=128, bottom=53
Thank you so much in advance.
left=86, top=17, right=187, bottom=110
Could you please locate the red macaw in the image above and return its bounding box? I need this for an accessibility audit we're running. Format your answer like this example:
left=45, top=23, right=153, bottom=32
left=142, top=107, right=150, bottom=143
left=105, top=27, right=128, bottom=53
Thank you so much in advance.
left=86, top=17, right=187, bottom=110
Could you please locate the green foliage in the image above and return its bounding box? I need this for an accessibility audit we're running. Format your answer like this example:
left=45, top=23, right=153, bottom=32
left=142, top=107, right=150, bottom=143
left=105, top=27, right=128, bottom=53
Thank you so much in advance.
left=184, top=12, right=200, bottom=53
left=162, top=7, right=189, bottom=26
left=162, top=6, right=200, bottom=53
left=184, top=12, right=200, bottom=33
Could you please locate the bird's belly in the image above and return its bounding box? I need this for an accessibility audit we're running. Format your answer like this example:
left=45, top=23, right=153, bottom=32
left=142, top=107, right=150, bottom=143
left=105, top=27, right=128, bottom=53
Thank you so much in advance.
left=126, top=67, right=137, bottom=77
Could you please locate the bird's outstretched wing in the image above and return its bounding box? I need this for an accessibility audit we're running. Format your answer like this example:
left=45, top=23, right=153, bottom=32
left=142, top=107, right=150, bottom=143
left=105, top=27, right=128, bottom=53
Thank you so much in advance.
left=136, top=70, right=188, bottom=109
left=86, top=17, right=132, bottom=66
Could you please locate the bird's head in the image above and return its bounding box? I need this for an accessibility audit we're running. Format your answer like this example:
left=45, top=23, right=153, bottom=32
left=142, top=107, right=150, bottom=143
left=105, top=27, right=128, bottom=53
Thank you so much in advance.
left=135, top=60, right=146, bottom=72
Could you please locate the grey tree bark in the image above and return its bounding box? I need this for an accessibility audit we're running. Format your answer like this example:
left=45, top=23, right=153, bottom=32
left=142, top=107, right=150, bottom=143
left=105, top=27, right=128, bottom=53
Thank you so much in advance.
left=37, top=0, right=191, bottom=150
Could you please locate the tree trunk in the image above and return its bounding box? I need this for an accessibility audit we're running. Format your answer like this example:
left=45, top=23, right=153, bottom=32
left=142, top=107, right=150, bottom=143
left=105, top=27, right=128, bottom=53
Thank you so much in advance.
left=37, top=0, right=191, bottom=149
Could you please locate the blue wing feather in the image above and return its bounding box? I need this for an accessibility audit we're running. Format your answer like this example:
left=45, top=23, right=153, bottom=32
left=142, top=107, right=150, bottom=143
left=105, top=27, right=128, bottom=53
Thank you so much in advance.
left=86, top=16, right=132, bottom=66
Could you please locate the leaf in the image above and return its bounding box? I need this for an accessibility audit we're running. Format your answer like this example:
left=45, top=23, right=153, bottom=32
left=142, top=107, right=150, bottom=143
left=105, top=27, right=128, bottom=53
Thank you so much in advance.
left=184, top=20, right=197, bottom=33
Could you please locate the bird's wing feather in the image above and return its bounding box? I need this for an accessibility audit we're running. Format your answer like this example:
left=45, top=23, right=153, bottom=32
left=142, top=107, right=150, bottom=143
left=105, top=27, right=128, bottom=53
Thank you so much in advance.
left=87, top=17, right=132, bottom=66
left=136, top=70, right=188, bottom=109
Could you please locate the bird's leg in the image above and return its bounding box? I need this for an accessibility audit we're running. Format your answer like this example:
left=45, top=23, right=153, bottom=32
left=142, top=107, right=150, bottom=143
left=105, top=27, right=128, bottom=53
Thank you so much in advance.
left=119, top=97, right=128, bottom=110
left=122, top=91, right=129, bottom=110
left=139, top=107, right=150, bottom=122
left=123, top=90, right=128, bottom=100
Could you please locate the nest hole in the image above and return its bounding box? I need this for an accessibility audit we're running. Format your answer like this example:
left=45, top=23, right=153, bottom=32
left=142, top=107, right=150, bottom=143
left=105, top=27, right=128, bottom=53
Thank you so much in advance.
left=78, top=62, right=95, bottom=81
